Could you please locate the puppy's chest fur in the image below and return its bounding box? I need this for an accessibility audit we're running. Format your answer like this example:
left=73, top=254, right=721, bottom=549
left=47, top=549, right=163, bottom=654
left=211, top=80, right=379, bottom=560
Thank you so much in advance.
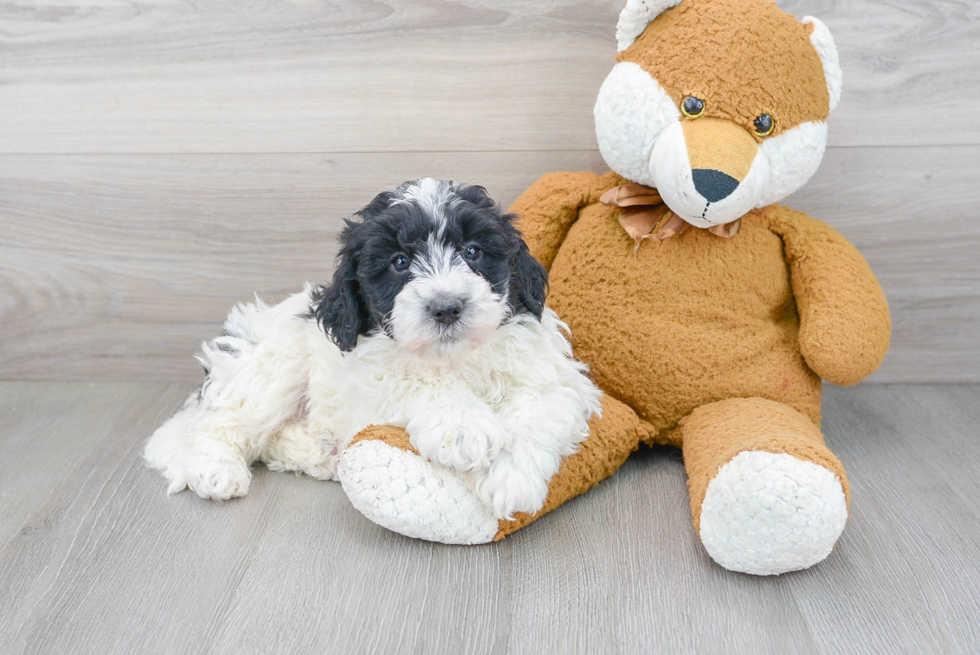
left=303, top=307, right=576, bottom=446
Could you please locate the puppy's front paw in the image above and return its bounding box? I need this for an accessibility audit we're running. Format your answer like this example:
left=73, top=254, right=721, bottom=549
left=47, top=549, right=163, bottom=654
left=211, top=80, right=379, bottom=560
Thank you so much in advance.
left=408, top=409, right=504, bottom=472
left=475, top=456, right=550, bottom=520
left=186, top=456, right=251, bottom=501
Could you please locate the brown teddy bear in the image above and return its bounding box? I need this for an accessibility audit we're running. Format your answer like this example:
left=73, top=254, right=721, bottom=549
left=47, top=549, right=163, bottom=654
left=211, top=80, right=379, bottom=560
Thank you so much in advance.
left=338, top=0, right=891, bottom=575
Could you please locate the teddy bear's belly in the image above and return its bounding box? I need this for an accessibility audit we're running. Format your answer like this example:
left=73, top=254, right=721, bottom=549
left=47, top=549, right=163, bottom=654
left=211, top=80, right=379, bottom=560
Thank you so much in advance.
left=547, top=204, right=822, bottom=444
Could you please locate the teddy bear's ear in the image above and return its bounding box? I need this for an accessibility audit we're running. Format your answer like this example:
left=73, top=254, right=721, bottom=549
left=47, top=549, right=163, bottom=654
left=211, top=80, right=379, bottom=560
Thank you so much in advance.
left=802, top=16, right=843, bottom=112
left=616, top=0, right=682, bottom=51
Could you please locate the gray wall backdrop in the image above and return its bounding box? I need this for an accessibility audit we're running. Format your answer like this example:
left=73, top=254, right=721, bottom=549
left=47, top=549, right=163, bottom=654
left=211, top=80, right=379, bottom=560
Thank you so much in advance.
left=1, top=0, right=977, bottom=382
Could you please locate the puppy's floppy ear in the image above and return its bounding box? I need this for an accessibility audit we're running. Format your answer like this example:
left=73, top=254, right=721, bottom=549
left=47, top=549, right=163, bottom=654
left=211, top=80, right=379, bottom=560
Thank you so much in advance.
left=505, top=214, right=549, bottom=318
left=452, top=183, right=497, bottom=211
left=312, top=219, right=369, bottom=352
left=357, top=188, right=400, bottom=221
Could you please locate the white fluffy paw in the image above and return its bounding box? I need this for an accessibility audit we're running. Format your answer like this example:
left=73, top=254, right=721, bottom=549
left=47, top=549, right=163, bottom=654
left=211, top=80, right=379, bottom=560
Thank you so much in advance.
left=338, top=439, right=498, bottom=544
left=698, top=451, right=847, bottom=575
left=407, top=406, right=504, bottom=472
left=186, top=456, right=252, bottom=501
left=475, top=455, right=550, bottom=520
left=262, top=423, right=342, bottom=481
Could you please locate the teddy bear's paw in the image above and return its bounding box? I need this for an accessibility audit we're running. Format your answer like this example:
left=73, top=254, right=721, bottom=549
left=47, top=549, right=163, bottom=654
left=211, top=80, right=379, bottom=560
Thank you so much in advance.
left=698, top=451, right=847, bottom=576
left=338, top=438, right=499, bottom=545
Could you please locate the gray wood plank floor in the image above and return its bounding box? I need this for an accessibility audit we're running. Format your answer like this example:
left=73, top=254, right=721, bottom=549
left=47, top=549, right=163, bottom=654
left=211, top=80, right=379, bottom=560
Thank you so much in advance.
left=1, top=382, right=977, bottom=654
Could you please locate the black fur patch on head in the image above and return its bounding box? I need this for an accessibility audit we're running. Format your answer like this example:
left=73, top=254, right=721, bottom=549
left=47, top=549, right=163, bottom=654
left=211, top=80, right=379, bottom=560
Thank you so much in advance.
left=441, top=184, right=548, bottom=318
left=311, top=180, right=549, bottom=351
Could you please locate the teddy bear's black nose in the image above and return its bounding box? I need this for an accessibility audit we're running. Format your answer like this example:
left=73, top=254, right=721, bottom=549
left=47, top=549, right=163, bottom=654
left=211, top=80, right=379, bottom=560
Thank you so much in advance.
left=692, top=169, right=740, bottom=203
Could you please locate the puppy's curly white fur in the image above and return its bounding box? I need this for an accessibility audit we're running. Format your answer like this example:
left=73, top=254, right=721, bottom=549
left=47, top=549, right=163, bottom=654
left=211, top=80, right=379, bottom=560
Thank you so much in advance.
left=144, top=179, right=602, bottom=519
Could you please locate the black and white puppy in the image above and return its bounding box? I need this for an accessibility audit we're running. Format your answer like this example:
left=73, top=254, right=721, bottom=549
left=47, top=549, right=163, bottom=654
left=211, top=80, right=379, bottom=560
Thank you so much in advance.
left=144, top=179, right=602, bottom=519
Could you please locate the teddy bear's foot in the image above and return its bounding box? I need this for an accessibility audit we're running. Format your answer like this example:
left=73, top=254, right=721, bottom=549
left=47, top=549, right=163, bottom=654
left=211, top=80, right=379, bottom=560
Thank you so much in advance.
left=698, top=450, right=847, bottom=575
left=338, top=427, right=499, bottom=545
left=682, top=398, right=851, bottom=576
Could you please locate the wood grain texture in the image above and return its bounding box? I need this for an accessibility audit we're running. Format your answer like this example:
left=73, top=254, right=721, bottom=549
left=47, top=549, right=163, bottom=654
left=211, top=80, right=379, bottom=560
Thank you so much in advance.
left=788, top=145, right=980, bottom=383
left=0, top=0, right=977, bottom=153
left=1, top=147, right=977, bottom=382
left=0, top=381, right=190, bottom=550
left=505, top=383, right=980, bottom=654
left=1, top=382, right=978, bottom=654
left=0, top=150, right=609, bottom=381
left=793, top=384, right=980, bottom=654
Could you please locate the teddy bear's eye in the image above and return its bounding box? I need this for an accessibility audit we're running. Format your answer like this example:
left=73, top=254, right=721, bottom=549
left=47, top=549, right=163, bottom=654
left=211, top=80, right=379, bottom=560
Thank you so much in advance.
left=681, top=96, right=705, bottom=118
left=753, top=114, right=775, bottom=137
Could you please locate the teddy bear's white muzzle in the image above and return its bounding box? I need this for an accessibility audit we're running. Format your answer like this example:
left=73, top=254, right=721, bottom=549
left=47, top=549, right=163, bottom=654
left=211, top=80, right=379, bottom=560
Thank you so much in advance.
left=649, top=122, right=771, bottom=229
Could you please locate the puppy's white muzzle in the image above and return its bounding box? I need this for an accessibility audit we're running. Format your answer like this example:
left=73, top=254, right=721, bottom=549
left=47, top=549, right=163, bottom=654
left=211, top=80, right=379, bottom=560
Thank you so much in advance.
left=391, top=260, right=506, bottom=363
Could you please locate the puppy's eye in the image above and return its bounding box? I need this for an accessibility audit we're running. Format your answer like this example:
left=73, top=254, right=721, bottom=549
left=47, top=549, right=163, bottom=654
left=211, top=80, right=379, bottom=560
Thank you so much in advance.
left=681, top=96, right=705, bottom=118
left=462, top=245, right=482, bottom=261
left=753, top=114, right=775, bottom=137
left=391, top=254, right=410, bottom=272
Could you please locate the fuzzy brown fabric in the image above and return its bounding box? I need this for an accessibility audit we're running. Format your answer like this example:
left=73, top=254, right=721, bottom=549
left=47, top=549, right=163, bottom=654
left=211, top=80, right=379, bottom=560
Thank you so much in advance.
left=494, top=395, right=650, bottom=540
left=683, top=118, right=758, bottom=180
left=511, top=173, right=891, bottom=536
left=679, top=398, right=850, bottom=533
left=508, top=170, right=888, bottom=534
left=621, top=0, right=830, bottom=140
left=769, top=212, right=892, bottom=386
left=349, top=424, right=419, bottom=455
left=516, top=171, right=889, bottom=439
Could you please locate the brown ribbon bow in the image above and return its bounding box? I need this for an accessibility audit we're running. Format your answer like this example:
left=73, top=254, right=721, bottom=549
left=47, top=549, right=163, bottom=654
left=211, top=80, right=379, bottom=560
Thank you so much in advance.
left=599, top=184, right=741, bottom=256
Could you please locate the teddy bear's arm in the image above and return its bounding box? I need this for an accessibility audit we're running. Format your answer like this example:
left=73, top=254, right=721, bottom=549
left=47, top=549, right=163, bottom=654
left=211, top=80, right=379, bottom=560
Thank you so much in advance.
left=771, top=207, right=891, bottom=386
left=510, top=171, right=619, bottom=270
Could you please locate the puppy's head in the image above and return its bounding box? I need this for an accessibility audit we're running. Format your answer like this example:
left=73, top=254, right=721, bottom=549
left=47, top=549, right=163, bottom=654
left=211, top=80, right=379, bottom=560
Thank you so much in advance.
left=313, top=179, right=547, bottom=361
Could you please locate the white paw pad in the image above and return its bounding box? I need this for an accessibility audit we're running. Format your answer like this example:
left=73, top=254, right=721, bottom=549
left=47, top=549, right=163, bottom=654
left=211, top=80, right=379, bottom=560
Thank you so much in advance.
left=699, top=451, right=847, bottom=575
left=188, top=458, right=251, bottom=501
left=338, top=440, right=498, bottom=545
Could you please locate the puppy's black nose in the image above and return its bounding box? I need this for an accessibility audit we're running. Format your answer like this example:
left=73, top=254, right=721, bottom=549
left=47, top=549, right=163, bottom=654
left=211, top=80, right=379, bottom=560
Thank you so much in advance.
left=692, top=169, right=740, bottom=203
left=429, top=300, right=463, bottom=326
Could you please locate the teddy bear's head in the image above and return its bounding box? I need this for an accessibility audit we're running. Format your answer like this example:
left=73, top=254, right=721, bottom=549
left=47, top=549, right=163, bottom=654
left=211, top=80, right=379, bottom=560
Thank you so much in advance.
left=594, top=0, right=841, bottom=228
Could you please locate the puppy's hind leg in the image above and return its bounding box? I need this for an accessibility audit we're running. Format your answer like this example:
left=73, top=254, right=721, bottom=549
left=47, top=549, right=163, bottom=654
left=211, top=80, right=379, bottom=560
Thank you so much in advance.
left=262, top=420, right=341, bottom=481
left=181, top=421, right=254, bottom=501
left=144, top=338, right=257, bottom=501
left=144, top=394, right=200, bottom=496
left=144, top=392, right=254, bottom=501
left=144, top=292, right=313, bottom=500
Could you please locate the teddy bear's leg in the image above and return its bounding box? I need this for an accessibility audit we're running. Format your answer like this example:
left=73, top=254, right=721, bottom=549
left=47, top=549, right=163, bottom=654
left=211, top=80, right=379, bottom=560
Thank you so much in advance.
left=681, top=398, right=850, bottom=575
left=339, top=424, right=501, bottom=544
left=338, top=395, right=646, bottom=544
